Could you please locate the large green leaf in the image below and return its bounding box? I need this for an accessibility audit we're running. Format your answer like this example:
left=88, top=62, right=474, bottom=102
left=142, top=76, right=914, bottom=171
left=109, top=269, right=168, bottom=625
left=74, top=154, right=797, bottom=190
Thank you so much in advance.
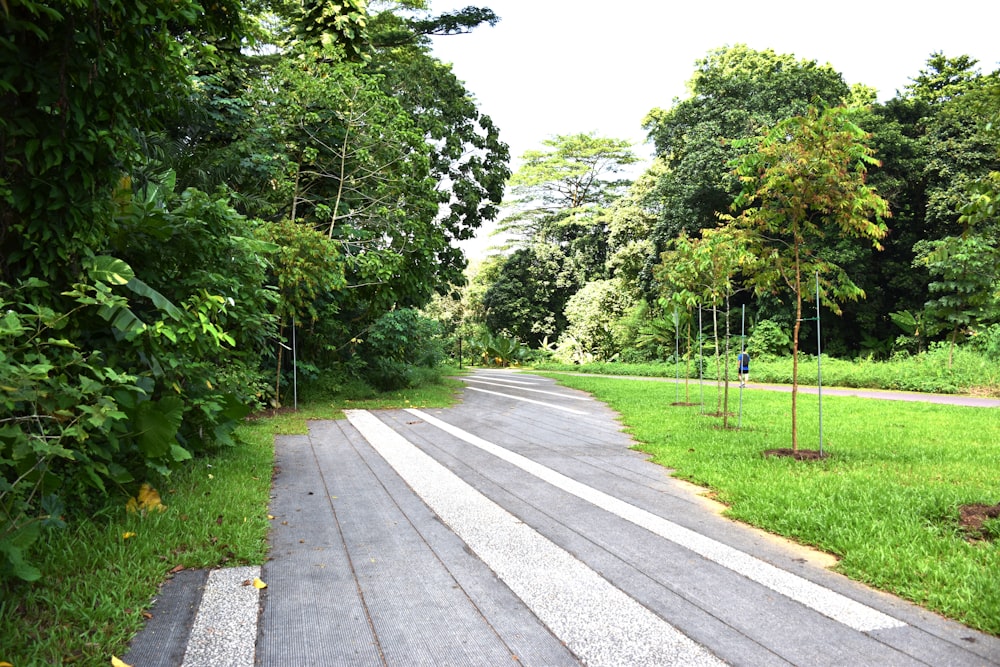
left=86, top=256, right=135, bottom=286
left=133, top=397, right=185, bottom=459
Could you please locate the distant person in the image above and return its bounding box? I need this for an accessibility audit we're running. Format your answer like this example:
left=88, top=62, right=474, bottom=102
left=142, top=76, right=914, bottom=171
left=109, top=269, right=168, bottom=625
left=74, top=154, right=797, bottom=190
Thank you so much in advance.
left=737, top=349, right=750, bottom=387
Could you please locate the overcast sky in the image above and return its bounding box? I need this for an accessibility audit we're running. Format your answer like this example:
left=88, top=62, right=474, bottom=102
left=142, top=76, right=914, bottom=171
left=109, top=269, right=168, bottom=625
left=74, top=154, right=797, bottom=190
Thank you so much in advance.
left=427, top=0, right=1000, bottom=256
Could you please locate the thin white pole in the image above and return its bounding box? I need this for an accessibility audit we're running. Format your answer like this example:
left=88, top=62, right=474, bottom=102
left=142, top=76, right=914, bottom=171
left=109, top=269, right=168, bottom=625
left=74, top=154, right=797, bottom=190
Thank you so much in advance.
left=738, top=304, right=745, bottom=428
left=292, top=321, right=298, bottom=411
left=698, top=307, right=704, bottom=412
left=816, top=272, right=823, bottom=455
left=674, top=306, right=680, bottom=404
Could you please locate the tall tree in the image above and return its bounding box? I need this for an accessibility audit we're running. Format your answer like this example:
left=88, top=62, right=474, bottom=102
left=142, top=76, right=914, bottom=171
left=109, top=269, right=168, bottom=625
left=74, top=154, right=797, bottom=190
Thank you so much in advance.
left=368, top=4, right=509, bottom=287
left=727, top=105, right=890, bottom=451
left=642, top=45, right=851, bottom=248
left=499, top=133, right=637, bottom=281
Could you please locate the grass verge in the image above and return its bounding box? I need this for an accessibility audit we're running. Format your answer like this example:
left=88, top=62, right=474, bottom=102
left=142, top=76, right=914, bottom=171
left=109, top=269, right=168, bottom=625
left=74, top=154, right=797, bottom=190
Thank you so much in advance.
left=0, top=374, right=465, bottom=666
left=533, top=344, right=1000, bottom=396
left=542, top=373, right=1000, bottom=635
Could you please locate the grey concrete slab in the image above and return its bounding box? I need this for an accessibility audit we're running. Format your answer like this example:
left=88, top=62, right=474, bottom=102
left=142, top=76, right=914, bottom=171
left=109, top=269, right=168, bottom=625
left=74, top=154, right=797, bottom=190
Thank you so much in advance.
left=380, top=409, right=918, bottom=666
left=257, top=419, right=578, bottom=667
left=124, top=568, right=209, bottom=667
left=370, top=370, right=1000, bottom=666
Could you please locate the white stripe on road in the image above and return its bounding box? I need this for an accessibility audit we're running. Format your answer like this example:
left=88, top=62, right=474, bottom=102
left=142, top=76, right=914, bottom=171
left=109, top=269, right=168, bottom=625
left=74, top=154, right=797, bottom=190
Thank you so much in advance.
left=466, top=386, right=588, bottom=415
left=406, top=408, right=907, bottom=633
left=345, top=409, right=723, bottom=667
left=464, top=377, right=591, bottom=401
left=470, top=373, right=539, bottom=386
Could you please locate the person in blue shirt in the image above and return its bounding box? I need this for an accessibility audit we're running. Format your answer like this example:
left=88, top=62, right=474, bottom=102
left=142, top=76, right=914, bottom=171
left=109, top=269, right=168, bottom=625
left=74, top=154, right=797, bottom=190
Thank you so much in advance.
left=737, top=349, right=750, bottom=387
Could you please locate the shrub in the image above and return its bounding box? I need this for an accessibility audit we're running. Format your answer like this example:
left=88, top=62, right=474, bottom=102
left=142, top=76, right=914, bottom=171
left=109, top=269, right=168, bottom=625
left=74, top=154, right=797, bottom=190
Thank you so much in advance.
left=747, top=319, right=792, bottom=357
left=358, top=309, right=444, bottom=390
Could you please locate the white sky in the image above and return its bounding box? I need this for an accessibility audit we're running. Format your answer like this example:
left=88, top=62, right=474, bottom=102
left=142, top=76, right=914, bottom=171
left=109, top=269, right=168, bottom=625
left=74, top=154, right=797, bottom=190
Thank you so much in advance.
left=428, top=1, right=1000, bottom=257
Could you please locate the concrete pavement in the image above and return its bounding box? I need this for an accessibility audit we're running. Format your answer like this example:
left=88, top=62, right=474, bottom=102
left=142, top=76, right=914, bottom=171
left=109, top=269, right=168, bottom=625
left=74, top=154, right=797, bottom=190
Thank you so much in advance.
left=126, top=369, right=1000, bottom=665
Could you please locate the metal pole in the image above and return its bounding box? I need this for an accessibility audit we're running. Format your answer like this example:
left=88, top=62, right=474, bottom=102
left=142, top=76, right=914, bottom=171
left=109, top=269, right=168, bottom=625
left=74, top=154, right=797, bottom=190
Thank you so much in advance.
left=674, top=306, right=680, bottom=404
left=698, top=306, right=704, bottom=413
left=292, top=321, right=298, bottom=411
left=738, top=304, right=745, bottom=428
left=816, top=271, right=823, bottom=455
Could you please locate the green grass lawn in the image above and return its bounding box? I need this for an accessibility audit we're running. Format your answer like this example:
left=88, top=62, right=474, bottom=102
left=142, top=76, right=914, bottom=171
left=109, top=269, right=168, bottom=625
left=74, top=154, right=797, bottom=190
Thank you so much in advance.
left=542, top=372, right=1000, bottom=635
left=0, top=376, right=464, bottom=666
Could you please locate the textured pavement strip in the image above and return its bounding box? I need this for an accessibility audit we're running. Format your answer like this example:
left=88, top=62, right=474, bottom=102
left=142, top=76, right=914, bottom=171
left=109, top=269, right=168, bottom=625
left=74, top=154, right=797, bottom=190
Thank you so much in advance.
left=405, top=407, right=905, bottom=634
left=180, top=565, right=261, bottom=667
left=344, top=408, right=725, bottom=667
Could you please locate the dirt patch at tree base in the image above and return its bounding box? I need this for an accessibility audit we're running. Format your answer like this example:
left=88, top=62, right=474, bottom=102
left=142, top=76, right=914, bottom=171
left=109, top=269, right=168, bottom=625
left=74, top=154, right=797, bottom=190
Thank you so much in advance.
left=762, top=448, right=829, bottom=461
left=959, top=503, right=1000, bottom=540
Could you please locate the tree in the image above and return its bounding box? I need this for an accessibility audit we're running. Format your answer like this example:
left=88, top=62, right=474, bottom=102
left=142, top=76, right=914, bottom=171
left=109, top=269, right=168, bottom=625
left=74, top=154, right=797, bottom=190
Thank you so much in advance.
left=914, top=234, right=999, bottom=366
left=0, top=0, right=244, bottom=288
left=368, top=5, right=510, bottom=287
left=499, top=133, right=637, bottom=281
left=557, top=278, right=636, bottom=362
left=642, top=45, right=852, bottom=249
left=727, top=105, right=890, bottom=451
left=655, top=227, right=753, bottom=421
left=481, top=244, right=581, bottom=347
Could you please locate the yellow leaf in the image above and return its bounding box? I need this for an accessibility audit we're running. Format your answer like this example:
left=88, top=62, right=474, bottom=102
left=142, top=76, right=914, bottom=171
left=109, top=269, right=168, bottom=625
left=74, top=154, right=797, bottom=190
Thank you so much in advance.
left=253, top=577, right=267, bottom=589
left=1, top=662, right=14, bottom=667
left=111, top=656, right=133, bottom=667
left=127, top=483, right=167, bottom=514
left=122, top=532, right=137, bottom=540
left=267, top=515, right=275, bottom=520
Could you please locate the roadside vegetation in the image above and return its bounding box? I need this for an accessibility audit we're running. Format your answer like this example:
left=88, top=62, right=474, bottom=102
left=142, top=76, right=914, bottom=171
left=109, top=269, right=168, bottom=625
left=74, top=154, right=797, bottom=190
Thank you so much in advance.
left=542, top=373, right=1000, bottom=636
left=533, top=343, right=1000, bottom=397
left=0, top=376, right=462, bottom=666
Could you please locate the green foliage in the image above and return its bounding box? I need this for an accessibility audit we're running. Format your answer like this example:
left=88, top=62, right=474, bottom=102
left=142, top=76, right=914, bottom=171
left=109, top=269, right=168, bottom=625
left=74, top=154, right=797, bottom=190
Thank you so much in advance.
left=468, top=331, right=528, bottom=368
left=481, top=244, right=582, bottom=347
left=357, top=309, right=444, bottom=390
left=642, top=45, right=852, bottom=247
left=914, top=234, right=1000, bottom=365
left=556, top=278, right=636, bottom=361
left=0, top=0, right=243, bottom=286
left=1, top=279, right=139, bottom=581
left=746, top=319, right=792, bottom=357
left=500, top=133, right=637, bottom=281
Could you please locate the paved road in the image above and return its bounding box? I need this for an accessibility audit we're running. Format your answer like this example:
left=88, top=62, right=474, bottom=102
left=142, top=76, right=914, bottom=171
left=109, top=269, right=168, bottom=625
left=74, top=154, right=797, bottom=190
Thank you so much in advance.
left=127, top=369, right=1000, bottom=666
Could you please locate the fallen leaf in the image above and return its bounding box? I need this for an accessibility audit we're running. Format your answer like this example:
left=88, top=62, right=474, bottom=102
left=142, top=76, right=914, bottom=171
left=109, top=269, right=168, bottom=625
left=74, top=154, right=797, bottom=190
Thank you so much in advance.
left=142, top=612, right=153, bottom=620
left=169, top=565, right=184, bottom=575
left=253, top=577, right=267, bottom=589
left=111, top=656, right=133, bottom=667
left=267, top=515, right=275, bottom=520
left=126, top=483, right=166, bottom=514
left=1, top=661, right=13, bottom=666
left=122, top=532, right=137, bottom=540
